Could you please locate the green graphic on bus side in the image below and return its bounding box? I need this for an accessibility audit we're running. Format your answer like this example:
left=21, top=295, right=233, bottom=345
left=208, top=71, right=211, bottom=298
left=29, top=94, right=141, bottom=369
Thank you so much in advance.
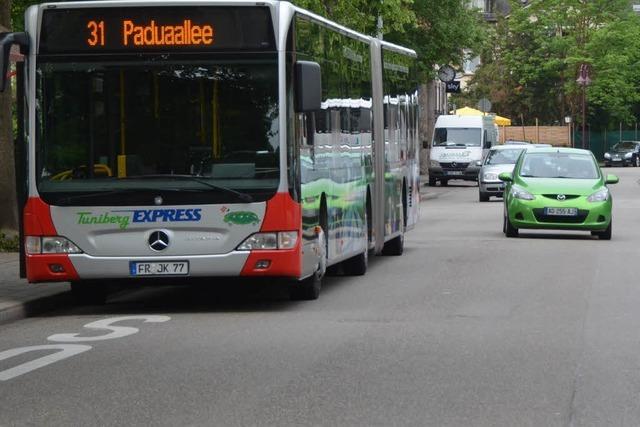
left=223, top=211, right=260, bottom=226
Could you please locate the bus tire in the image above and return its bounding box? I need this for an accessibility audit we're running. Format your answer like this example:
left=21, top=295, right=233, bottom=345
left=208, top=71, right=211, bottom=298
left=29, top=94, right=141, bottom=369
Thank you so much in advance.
left=441, top=179, right=448, bottom=187
left=382, top=233, right=404, bottom=256
left=428, top=176, right=437, bottom=186
left=70, top=281, right=108, bottom=305
left=343, top=202, right=369, bottom=276
left=290, top=270, right=322, bottom=301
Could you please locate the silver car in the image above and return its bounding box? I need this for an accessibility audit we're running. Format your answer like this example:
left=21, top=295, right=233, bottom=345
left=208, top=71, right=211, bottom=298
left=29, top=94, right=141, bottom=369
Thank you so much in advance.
left=478, top=145, right=526, bottom=201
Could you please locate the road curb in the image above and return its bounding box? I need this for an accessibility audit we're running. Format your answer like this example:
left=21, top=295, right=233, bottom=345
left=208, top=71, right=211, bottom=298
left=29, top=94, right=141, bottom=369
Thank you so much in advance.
left=0, top=289, right=74, bottom=326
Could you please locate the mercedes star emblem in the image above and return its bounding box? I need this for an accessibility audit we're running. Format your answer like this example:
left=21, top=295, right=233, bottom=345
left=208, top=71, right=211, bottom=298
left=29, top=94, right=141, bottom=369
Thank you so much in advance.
left=557, top=194, right=566, bottom=201
left=148, top=231, right=170, bottom=251
left=451, top=162, right=457, bottom=168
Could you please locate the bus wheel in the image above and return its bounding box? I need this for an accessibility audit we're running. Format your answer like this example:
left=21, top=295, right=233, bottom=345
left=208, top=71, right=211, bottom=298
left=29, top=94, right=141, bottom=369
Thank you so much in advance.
left=290, top=269, right=322, bottom=301
left=428, top=176, right=437, bottom=186
left=343, top=205, right=369, bottom=276
left=70, top=281, right=108, bottom=305
left=440, top=179, right=448, bottom=187
left=382, top=233, right=404, bottom=256
left=290, top=225, right=326, bottom=300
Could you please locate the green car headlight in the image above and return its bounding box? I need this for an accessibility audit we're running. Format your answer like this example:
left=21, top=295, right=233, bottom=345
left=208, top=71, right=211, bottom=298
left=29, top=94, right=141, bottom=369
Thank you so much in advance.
left=587, top=188, right=609, bottom=203
left=511, top=185, right=535, bottom=200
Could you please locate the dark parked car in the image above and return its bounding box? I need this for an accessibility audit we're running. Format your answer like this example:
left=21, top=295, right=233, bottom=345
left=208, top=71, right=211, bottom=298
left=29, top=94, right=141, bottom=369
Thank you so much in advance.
left=604, top=141, right=640, bottom=167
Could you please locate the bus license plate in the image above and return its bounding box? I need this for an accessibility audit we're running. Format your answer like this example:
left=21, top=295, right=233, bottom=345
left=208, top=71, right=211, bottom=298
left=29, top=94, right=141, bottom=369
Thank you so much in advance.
left=130, top=261, right=189, bottom=276
left=544, top=207, right=578, bottom=216
left=445, top=171, right=463, bottom=175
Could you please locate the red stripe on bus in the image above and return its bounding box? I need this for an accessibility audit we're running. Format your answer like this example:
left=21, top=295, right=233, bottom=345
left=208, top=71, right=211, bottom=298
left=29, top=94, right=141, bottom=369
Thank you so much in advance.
left=24, top=197, right=57, bottom=236
left=26, top=254, right=80, bottom=283
left=23, top=197, right=79, bottom=282
left=258, top=192, right=301, bottom=232
left=240, top=192, right=302, bottom=277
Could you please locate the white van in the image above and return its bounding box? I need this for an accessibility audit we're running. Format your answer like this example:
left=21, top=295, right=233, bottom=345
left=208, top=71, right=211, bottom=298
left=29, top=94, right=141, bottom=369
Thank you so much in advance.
left=428, top=115, right=498, bottom=186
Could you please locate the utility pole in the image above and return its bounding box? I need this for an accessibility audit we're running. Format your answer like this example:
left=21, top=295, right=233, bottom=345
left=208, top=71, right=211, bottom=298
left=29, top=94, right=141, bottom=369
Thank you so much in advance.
left=576, top=64, right=591, bottom=149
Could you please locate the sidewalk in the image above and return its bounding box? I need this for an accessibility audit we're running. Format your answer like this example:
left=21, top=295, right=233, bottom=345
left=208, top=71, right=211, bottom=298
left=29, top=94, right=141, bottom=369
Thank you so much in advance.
left=0, top=252, right=71, bottom=325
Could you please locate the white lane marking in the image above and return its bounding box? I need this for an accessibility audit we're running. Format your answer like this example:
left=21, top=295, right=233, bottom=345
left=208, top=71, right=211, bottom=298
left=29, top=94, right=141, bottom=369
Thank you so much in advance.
left=47, top=315, right=171, bottom=343
left=0, top=315, right=171, bottom=381
left=0, top=345, right=92, bottom=381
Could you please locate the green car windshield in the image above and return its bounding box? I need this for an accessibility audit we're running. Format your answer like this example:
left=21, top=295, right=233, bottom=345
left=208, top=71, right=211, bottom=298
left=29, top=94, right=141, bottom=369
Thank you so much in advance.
left=520, top=153, right=599, bottom=179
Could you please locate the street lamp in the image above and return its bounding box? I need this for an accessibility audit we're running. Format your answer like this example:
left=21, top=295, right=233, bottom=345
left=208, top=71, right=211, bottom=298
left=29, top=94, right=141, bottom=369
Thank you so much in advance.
left=576, top=64, right=591, bottom=149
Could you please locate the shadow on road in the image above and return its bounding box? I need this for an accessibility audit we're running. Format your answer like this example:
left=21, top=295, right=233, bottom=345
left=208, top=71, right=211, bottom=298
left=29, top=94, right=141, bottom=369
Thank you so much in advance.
left=33, top=256, right=385, bottom=318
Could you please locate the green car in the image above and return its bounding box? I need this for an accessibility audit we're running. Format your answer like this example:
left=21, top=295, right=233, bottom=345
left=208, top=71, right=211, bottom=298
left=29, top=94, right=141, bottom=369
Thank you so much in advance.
left=499, top=148, right=618, bottom=239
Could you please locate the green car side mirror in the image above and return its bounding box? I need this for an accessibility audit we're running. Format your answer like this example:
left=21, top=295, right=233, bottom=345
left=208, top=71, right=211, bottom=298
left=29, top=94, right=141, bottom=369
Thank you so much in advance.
left=498, top=172, right=513, bottom=182
left=605, top=174, right=619, bottom=184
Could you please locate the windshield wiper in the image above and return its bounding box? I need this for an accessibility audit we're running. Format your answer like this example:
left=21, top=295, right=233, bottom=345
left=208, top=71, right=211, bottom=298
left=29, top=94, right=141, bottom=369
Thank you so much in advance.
left=125, top=174, right=254, bottom=202
left=56, top=188, right=161, bottom=205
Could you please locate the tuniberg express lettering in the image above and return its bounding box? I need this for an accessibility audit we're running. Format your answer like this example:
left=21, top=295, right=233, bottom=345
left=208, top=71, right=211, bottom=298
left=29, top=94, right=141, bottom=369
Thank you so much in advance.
left=123, top=20, right=214, bottom=46
left=77, top=209, right=202, bottom=230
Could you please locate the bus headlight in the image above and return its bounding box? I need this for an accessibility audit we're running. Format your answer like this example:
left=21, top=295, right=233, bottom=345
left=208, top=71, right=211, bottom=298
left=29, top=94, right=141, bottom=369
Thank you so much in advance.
left=430, top=160, right=440, bottom=168
left=25, top=236, right=82, bottom=254
left=238, top=232, right=298, bottom=251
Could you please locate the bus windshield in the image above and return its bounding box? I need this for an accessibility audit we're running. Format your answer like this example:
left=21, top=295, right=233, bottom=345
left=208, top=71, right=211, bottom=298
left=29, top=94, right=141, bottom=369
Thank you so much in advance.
left=36, top=55, right=279, bottom=205
left=433, top=128, right=481, bottom=147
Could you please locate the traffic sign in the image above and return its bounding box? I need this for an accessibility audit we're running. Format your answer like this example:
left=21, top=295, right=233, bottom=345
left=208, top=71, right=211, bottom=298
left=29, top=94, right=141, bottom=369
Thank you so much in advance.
left=445, top=81, right=461, bottom=93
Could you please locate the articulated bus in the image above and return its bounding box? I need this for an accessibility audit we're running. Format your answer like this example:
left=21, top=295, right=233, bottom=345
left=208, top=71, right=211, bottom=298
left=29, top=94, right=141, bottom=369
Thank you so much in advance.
left=0, top=0, right=420, bottom=301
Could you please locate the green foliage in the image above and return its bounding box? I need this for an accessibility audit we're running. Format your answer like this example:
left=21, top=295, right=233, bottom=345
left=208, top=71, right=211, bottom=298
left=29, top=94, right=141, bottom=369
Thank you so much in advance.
left=292, top=0, right=487, bottom=80
left=293, top=0, right=415, bottom=36
left=0, top=231, right=19, bottom=252
left=10, top=0, right=40, bottom=31
left=389, top=0, right=487, bottom=80
left=464, top=0, right=636, bottom=126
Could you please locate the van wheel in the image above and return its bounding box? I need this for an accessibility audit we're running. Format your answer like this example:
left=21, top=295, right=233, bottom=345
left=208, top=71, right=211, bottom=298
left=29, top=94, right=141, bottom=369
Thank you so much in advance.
left=479, top=191, right=490, bottom=202
left=70, top=281, right=108, bottom=305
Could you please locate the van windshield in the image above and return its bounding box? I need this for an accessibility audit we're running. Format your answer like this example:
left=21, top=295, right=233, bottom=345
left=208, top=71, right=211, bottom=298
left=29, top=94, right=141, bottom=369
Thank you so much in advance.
left=433, top=128, right=481, bottom=147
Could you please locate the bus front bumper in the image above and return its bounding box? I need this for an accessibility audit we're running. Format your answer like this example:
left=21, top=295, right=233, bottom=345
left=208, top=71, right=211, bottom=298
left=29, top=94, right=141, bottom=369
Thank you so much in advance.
left=26, top=250, right=301, bottom=282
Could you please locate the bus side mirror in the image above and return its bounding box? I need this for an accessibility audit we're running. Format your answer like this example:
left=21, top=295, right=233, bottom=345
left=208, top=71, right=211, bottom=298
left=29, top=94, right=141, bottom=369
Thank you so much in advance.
left=0, top=32, right=29, bottom=93
left=295, top=61, right=322, bottom=113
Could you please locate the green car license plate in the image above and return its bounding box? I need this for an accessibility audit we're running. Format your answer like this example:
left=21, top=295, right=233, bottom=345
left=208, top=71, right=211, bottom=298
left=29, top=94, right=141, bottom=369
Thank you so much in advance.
left=544, top=207, right=578, bottom=216
left=130, top=261, right=189, bottom=276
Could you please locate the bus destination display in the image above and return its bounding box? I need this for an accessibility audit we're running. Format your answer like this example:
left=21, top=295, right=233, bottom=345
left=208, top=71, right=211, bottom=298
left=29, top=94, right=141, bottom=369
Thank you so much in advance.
left=40, top=7, right=275, bottom=54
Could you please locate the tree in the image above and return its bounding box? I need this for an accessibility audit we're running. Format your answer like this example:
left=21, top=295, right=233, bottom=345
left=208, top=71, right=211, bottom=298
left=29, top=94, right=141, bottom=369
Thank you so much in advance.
left=0, top=0, right=18, bottom=233
left=389, top=0, right=487, bottom=80
left=461, top=0, right=635, bottom=126
left=293, top=0, right=487, bottom=81
left=293, top=0, right=415, bottom=36
left=585, top=14, right=640, bottom=127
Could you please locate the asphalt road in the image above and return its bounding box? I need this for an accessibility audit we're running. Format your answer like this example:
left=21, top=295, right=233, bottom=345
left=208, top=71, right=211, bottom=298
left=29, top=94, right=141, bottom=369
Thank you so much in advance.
left=1, top=167, right=639, bottom=427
